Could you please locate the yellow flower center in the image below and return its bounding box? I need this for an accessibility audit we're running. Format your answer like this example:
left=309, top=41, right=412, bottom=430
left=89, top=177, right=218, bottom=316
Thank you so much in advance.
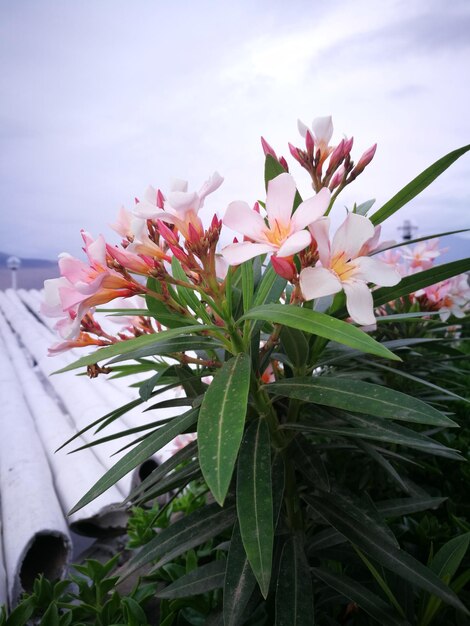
left=264, top=219, right=292, bottom=247
left=331, top=252, right=357, bottom=281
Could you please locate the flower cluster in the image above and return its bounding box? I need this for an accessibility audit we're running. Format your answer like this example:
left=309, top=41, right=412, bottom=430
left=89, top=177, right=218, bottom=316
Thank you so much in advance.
left=43, top=115, right=468, bottom=355
left=378, top=239, right=470, bottom=320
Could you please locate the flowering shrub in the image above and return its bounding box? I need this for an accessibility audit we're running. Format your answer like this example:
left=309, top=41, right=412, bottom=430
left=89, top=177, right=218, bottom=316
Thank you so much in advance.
left=44, top=117, right=470, bottom=625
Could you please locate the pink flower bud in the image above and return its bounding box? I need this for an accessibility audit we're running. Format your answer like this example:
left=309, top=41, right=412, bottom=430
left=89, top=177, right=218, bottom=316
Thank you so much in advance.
left=156, top=189, right=165, bottom=209
left=305, top=129, right=315, bottom=157
left=271, top=255, right=296, bottom=281
left=261, top=136, right=277, bottom=159
left=188, top=222, right=201, bottom=244
left=329, top=165, right=345, bottom=190
left=351, top=144, right=377, bottom=177
left=279, top=156, right=289, bottom=172
left=325, top=139, right=345, bottom=176
left=253, top=202, right=261, bottom=214
left=343, top=136, right=354, bottom=154
left=157, top=220, right=179, bottom=246
left=288, top=142, right=303, bottom=163
left=169, top=242, right=188, bottom=263
left=210, top=213, right=221, bottom=229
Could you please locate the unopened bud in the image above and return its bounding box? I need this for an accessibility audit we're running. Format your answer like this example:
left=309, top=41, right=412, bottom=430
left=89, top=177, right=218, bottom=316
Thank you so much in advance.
left=351, top=143, right=377, bottom=178
left=157, top=220, right=179, bottom=246
left=156, top=189, right=165, bottom=209
left=329, top=165, right=345, bottom=190
left=288, top=142, right=303, bottom=164
left=188, top=222, right=201, bottom=244
left=253, top=202, right=261, bottom=214
left=271, top=255, right=296, bottom=281
left=279, top=156, right=289, bottom=172
left=261, top=136, right=277, bottom=159
left=210, top=213, right=221, bottom=229
left=305, top=130, right=315, bottom=157
left=325, top=139, right=345, bottom=176
left=169, top=242, right=188, bottom=263
left=343, top=136, right=354, bottom=155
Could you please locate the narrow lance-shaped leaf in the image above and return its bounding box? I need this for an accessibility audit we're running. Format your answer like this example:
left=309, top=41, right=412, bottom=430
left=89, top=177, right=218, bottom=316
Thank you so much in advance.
left=373, top=258, right=470, bottom=307
left=267, top=377, right=457, bottom=427
left=242, top=304, right=400, bottom=361
left=305, top=495, right=468, bottom=614
left=224, top=522, right=257, bottom=626
left=198, top=353, right=251, bottom=505
left=275, top=536, right=314, bottom=626
left=370, top=144, right=470, bottom=225
left=156, top=560, right=226, bottom=599
left=237, top=419, right=273, bottom=598
left=52, top=324, right=218, bottom=374
left=312, top=567, right=407, bottom=626
left=121, top=503, right=236, bottom=580
left=68, top=408, right=198, bottom=514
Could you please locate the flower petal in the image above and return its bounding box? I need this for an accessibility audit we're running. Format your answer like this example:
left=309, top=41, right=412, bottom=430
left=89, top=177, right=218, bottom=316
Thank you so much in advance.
left=223, top=201, right=267, bottom=241
left=291, top=187, right=331, bottom=231
left=167, top=190, right=199, bottom=215
left=299, top=266, right=342, bottom=301
left=277, top=230, right=312, bottom=256
left=308, top=218, right=331, bottom=266
left=343, top=280, right=376, bottom=326
left=297, top=119, right=309, bottom=138
left=266, top=173, right=296, bottom=225
left=312, top=116, right=333, bottom=144
left=332, top=213, right=375, bottom=259
left=354, top=256, right=401, bottom=286
left=222, top=242, right=274, bottom=265
left=170, top=178, right=188, bottom=192
left=198, top=171, right=224, bottom=204
left=277, top=230, right=312, bottom=257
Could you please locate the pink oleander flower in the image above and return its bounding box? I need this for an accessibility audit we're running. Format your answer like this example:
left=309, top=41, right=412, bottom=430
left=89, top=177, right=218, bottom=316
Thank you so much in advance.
left=299, top=213, right=401, bottom=325
left=42, top=232, right=141, bottom=342
left=402, top=239, right=445, bottom=270
left=416, top=274, right=470, bottom=321
left=134, top=172, right=223, bottom=239
left=48, top=332, right=109, bottom=356
left=222, top=173, right=330, bottom=265
left=379, top=248, right=408, bottom=276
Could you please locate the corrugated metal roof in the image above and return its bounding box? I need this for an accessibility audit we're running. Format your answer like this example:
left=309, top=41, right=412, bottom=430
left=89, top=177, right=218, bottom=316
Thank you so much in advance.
left=0, top=289, right=181, bottom=608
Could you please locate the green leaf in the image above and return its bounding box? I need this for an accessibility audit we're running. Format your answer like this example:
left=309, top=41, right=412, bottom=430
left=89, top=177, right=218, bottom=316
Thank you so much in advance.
left=421, top=533, right=470, bottom=626
left=68, top=409, right=198, bottom=514
left=139, top=367, right=169, bottom=401
left=120, top=503, right=236, bottom=579
left=370, top=144, right=470, bottom=225
left=267, top=377, right=457, bottom=427
left=377, top=496, right=447, bottom=518
left=280, top=326, right=309, bottom=367
left=275, top=536, right=314, bottom=626
left=237, top=419, right=273, bottom=598
left=431, top=533, right=470, bottom=580
left=223, top=522, right=257, bottom=626
left=253, top=267, right=287, bottom=308
left=145, top=277, right=190, bottom=327
left=52, top=324, right=217, bottom=374
left=171, top=257, right=210, bottom=320
left=242, top=304, right=400, bottom=361
left=291, top=435, right=330, bottom=491
left=305, top=495, right=468, bottom=614
left=286, top=415, right=462, bottom=460
left=156, top=560, right=226, bottom=598
left=198, top=353, right=251, bottom=505
left=107, top=335, right=222, bottom=364
left=312, top=567, right=407, bottom=626
left=373, top=258, right=470, bottom=307
left=371, top=227, right=470, bottom=256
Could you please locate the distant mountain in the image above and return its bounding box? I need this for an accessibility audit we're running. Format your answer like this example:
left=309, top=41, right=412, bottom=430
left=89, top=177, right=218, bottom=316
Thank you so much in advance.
left=0, top=251, right=56, bottom=269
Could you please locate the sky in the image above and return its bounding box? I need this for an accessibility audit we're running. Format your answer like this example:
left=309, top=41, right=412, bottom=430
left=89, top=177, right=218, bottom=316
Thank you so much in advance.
left=1, top=0, right=469, bottom=261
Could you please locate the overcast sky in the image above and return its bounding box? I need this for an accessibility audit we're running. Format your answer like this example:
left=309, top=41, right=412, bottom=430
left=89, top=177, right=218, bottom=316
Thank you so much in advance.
left=1, top=0, right=469, bottom=260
